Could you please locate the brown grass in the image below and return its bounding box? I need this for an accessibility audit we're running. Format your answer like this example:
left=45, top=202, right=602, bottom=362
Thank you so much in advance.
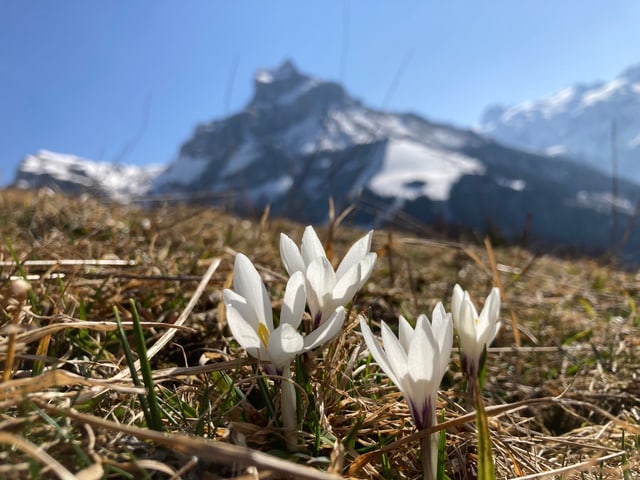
left=0, top=188, right=638, bottom=479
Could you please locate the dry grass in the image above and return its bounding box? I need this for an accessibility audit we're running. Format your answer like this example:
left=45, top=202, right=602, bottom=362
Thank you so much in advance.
left=0, top=188, right=638, bottom=479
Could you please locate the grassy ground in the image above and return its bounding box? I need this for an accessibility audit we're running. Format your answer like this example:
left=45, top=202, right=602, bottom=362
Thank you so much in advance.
left=0, top=188, right=638, bottom=479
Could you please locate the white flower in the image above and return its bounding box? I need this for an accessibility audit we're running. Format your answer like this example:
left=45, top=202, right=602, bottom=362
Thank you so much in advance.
left=223, top=253, right=345, bottom=376
left=359, top=304, right=453, bottom=480
left=280, top=225, right=376, bottom=327
left=359, top=304, right=453, bottom=430
left=451, top=284, right=501, bottom=380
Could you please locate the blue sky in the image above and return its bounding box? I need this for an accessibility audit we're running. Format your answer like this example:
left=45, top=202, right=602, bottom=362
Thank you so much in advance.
left=2, top=1, right=640, bottom=186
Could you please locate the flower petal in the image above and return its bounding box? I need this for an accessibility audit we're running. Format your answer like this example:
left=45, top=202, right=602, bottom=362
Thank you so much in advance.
left=301, top=225, right=327, bottom=266
left=233, top=253, right=273, bottom=330
left=406, top=315, right=437, bottom=419
left=432, top=303, right=453, bottom=354
left=280, top=233, right=305, bottom=275
left=430, top=303, right=453, bottom=380
left=478, top=287, right=501, bottom=346
left=225, top=301, right=262, bottom=357
left=459, top=296, right=482, bottom=371
left=451, top=284, right=465, bottom=330
left=356, top=252, right=377, bottom=286
left=397, top=315, right=414, bottom=353
left=335, top=230, right=373, bottom=278
left=306, top=256, right=337, bottom=322
left=223, top=289, right=259, bottom=332
left=280, top=271, right=306, bottom=330
left=332, top=261, right=361, bottom=306
left=380, top=320, right=409, bottom=389
left=304, top=306, right=345, bottom=350
left=358, top=316, right=403, bottom=390
left=267, top=323, right=304, bottom=372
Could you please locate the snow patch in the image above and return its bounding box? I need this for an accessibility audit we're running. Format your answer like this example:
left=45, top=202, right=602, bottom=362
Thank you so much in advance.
left=502, top=101, right=535, bottom=122
left=250, top=176, right=293, bottom=201
left=542, top=86, right=576, bottom=117
left=368, top=140, right=485, bottom=201
left=545, top=145, right=568, bottom=156
left=497, top=177, right=526, bottom=191
left=277, top=79, right=317, bottom=106
left=576, top=191, right=635, bottom=214
left=221, top=139, right=259, bottom=177
left=375, top=114, right=413, bottom=138
left=628, top=131, right=640, bottom=148
left=281, top=115, right=322, bottom=154
left=255, top=61, right=300, bottom=85
left=154, top=154, right=209, bottom=187
left=255, top=70, right=274, bottom=84
left=581, top=78, right=627, bottom=107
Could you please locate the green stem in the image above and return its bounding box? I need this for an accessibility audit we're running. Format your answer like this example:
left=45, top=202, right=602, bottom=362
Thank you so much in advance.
left=473, top=376, right=495, bottom=480
left=129, top=299, right=163, bottom=431
left=280, top=368, right=298, bottom=451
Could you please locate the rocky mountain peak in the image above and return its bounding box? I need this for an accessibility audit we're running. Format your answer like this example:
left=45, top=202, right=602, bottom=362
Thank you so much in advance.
left=251, top=60, right=312, bottom=107
left=254, top=59, right=300, bottom=84
left=249, top=59, right=346, bottom=112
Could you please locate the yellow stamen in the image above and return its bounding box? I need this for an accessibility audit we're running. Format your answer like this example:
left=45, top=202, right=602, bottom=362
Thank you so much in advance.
left=258, top=323, right=270, bottom=347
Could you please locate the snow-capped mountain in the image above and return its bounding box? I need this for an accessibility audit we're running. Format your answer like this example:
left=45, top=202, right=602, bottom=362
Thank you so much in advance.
left=13, top=150, right=163, bottom=202
left=12, top=61, right=640, bottom=260
left=477, top=63, right=640, bottom=181
left=152, top=60, right=640, bottom=259
left=153, top=60, right=486, bottom=209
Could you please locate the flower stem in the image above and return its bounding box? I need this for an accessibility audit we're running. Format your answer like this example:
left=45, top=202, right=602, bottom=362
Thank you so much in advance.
left=420, top=430, right=436, bottom=480
left=281, top=368, right=299, bottom=451
left=473, top=375, right=495, bottom=480
left=419, top=400, right=438, bottom=480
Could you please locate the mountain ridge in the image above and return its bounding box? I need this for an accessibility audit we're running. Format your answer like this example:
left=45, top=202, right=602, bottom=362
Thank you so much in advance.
left=13, top=150, right=163, bottom=202
left=477, top=62, right=640, bottom=182
left=11, top=60, right=640, bottom=261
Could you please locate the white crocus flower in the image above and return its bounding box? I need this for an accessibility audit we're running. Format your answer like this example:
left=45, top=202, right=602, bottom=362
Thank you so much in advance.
left=451, top=284, right=501, bottom=382
left=223, top=253, right=345, bottom=375
left=224, top=253, right=345, bottom=450
left=359, top=304, right=453, bottom=480
left=280, top=225, right=376, bottom=328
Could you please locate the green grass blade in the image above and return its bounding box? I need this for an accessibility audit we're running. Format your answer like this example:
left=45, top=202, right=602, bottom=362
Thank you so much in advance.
left=114, top=306, right=153, bottom=429
left=473, top=376, right=495, bottom=480
left=30, top=402, right=92, bottom=467
left=128, top=299, right=163, bottom=432
left=437, top=408, right=448, bottom=480
left=255, top=367, right=276, bottom=421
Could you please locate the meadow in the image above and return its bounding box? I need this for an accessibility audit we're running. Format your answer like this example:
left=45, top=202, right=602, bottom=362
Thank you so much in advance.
left=0, top=188, right=638, bottom=479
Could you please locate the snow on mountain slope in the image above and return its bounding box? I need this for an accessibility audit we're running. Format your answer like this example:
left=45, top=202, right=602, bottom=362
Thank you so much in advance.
left=152, top=154, right=210, bottom=188
left=369, top=139, right=484, bottom=201
left=478, top=63, right=640, bottom=181
left=13, top=150, right=163, bottom=201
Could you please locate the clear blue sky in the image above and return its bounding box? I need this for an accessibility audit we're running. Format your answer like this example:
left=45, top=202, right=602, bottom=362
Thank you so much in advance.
left=2, top=1, right=640, bottom=186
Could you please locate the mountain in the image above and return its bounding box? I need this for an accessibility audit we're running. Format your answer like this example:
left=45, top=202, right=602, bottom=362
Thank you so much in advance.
left=12, top=61, right=640, bottom=261
left=12, top=150, right=163, bottom=202
left=152, top=60, right=487, bottom=216
left=477, top=63, right=640, bottom=182
left=152, top=60, right=640, bottom=260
